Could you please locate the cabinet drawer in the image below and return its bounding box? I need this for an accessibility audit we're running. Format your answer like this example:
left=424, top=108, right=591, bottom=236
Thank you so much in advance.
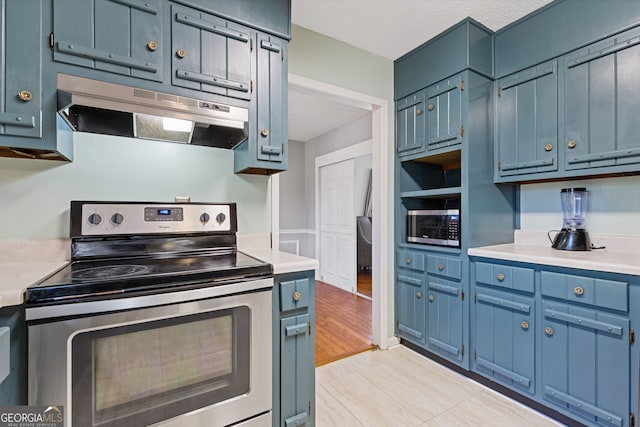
left=541, top=271, right=628, bottom=312
left=427, top=255, right=461, bottom=280
left=398, top=250, right=425, bottom=272
left=280, top=278, right=310, bottom=312
left=476, top=262, right=534, bottom=293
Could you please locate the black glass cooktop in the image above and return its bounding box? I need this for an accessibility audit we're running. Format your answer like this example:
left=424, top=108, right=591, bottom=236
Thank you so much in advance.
left=26, top=251, right=272, bottom=304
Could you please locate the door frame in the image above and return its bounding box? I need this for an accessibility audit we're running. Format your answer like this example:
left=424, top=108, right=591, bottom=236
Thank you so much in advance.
left=271, top=73, right=396, bottom=349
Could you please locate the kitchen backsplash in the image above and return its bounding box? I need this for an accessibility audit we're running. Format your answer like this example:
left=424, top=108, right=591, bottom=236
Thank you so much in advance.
left=0, top=132, right=271, bottom=239
left=520, top=175, right=640, bottom=235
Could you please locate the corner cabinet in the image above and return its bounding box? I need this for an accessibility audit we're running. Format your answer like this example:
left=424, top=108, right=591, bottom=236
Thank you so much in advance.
left=273, top=271, right=315, bottom=427
left=470, top=258, right=639, bottom=427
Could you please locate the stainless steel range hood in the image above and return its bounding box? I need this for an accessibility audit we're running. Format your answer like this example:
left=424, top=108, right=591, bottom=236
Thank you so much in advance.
left=57, top=74, right=248, bottom=148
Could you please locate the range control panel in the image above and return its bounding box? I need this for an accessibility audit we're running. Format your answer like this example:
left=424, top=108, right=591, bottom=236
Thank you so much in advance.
left=73, top=202, right=235, bottom=236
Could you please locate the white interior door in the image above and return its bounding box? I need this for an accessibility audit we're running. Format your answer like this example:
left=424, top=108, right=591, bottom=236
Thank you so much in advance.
left=319, top=159, right=356, bottom=292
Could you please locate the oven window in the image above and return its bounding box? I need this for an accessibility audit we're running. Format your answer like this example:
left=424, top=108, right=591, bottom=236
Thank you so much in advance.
left=72, top=307, right=250, bottom=427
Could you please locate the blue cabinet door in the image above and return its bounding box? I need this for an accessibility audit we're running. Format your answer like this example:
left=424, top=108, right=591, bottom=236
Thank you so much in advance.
left=396, top=91, right=426, bottom=156
left=496, top=60, right=558, bottom=178
left=474, top=289, right=535, bottom=394
left=280, top=313, right=312, bottom=427
left=395, top=271, right=426, bottom=345
left=542, top=302, right=630, bottom=426
left=564, top=26, right=640, bottom=171
left=426, top=74, right=462, bottom=150
left=171, top=4, right=251, bottom=100
left=426, top=277, right=463, bottom=362
left=1, top=0, right=42, bottom=139
left=52, top=0, right=162, bottom=82
left=255, top=35, right=286, bottom=164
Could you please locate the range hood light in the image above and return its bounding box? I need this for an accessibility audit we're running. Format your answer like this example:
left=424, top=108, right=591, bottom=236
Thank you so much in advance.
left=162, top=117, right=193, bottom=133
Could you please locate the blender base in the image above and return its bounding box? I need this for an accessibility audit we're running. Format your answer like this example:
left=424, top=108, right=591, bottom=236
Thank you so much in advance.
left=552, top=229, right=592, bottom=251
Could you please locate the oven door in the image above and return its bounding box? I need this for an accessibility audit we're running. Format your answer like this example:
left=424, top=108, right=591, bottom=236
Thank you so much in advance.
left=27, top=278, right=272, bottom=427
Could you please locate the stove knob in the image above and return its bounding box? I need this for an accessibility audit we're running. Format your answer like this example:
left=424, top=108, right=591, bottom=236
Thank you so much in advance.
left=111, top=213, right=124, bottom=225
left=200, top=213, right=210, bottom=223
left=216, top=213, right=226, bottom=225
left=87, top=213, right=102, bottom=225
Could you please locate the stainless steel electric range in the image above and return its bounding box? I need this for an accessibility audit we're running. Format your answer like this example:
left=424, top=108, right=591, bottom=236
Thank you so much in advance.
left=26, top=201, right=273, bottom=427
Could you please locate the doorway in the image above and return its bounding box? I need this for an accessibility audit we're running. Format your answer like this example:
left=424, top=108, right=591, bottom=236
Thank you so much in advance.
left=273, top=73, right=394, bottom=351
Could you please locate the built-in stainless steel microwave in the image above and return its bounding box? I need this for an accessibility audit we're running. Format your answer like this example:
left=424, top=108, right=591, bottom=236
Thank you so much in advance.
left=407, top=209, right=460, bottom=247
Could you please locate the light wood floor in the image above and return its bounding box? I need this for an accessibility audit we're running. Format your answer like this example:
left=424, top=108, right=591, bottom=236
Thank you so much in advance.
left=315, top=280, right=375, bottom=366
left=316, top=346, right=563, bottom=427
left=356, top=269, right=372, bottom=298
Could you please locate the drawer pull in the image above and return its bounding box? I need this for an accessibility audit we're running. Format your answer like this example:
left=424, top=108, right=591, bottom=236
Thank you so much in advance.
left=545, top=326, right=554, bottom=336
left=573, top=286, right=584, bottom=296
left=147, top=40, right=158, bottom=51
left=292, top=291, right=302, bottom=302
left=497, top=273, right=505, bottom=281
left=428, top=294, right=434, bottom=302
left=416, top=291, right=422, bottom=299
left=427, top=104, right=434, bottom=111
left=438, top=263, right=445, bottom=271
left=415, top=109, right=423, bottom=116
left=18, top=90, right=32, bottom=102
left=176, top=48, right=186, bottom=58
left=521, top=321, right=529, bottom=330
left=261, top=128, right=270, bottom=137
left=567, top=140, right=577, bottom=149
left=405, top=258, right=412, bottom=264
left=544, top=143, right=553, bottom=152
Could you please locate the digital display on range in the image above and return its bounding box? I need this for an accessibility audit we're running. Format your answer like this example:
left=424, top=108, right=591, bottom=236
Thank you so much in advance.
left=144, top=207, right=183, bottom=222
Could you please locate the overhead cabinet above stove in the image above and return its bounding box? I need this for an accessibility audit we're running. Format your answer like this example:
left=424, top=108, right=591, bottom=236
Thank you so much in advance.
left=0, top=0, right=290, bottom=174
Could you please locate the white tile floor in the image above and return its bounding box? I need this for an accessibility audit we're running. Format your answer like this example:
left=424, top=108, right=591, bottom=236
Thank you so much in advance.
left=315, top=345, right=564, bottom=427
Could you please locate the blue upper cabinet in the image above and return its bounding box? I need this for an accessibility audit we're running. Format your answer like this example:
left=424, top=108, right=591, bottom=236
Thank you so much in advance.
left=496, top=60, right=558, bottom=179
left=396, top=91, right=426, bottom=157
left=170, top=3, right=252, bottom=100
left=0, top=0, right=72, bottom=161
left=1, top=0, right=42, bottom=140
left=234, top=32, right=288, bottom=174
left=494, top=0, right=640, bottom=183
left=52, top=0, right=163, bottom=82
left=563, top=26, right=640, bottom=171
left=426, top=75, right=463, bottom=151
left=395, top=18, right=493, bottom=100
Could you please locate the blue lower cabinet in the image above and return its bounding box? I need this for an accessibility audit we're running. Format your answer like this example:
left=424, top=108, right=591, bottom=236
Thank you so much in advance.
left=273, top=271, right=315, bottom=427
left=542, top=302, right=630, bottom=427
left=474, top=288, right=535, bottom=394
left=395, top=271, right=427, bottom=345
left=426, top=277, right=464, bottom=363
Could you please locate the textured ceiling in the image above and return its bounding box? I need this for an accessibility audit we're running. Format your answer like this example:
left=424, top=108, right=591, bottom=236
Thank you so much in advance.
left=292, top=0, right=554, bottom=60
left=289, top=0, right=554, bottom=142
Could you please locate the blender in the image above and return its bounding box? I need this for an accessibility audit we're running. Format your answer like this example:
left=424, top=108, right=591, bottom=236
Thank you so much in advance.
left=550, top=187, right=592, bottom=251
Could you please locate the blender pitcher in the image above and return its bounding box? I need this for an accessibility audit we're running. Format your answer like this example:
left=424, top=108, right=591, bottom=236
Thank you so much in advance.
left=551, top=187, right=592, bottom=251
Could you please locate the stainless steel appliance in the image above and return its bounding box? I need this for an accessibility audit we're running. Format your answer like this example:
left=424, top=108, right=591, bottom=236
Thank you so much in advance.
left=549, top=187, right=592, bottom=251
left=406, top=209, right=460, bottom=247
left=26, top=201, right=273, bottom=427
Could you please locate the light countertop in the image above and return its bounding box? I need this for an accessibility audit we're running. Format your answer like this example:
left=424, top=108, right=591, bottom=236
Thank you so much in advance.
left=469, top=231, right=640, bottom=276
left=0, top=261, right=69, bottom=308
left=241, top=248, right=318, bottom=275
